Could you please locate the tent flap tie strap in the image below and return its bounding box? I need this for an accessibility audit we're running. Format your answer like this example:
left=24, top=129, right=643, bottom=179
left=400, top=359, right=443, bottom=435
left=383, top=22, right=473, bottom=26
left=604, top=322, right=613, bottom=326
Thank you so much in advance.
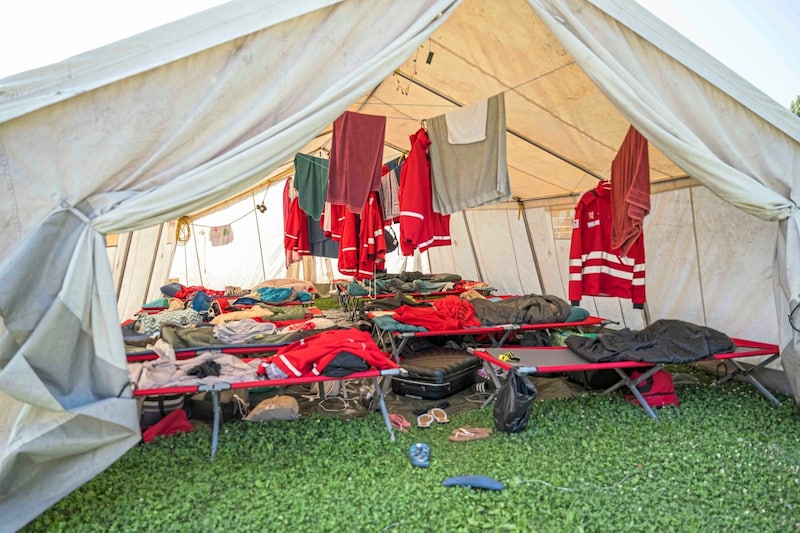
left=60, top=201, right=92, bottom=225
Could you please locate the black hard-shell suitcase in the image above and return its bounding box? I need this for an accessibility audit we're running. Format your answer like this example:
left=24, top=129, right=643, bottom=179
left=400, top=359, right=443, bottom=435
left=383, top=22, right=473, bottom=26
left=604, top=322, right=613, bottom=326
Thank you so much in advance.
left=392, top=348, right=482, bottom=400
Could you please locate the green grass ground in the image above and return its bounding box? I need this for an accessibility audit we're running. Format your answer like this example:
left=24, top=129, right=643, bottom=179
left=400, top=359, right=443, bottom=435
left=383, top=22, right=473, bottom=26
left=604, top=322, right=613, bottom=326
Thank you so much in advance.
left=23, top=367, right=800, bottom=533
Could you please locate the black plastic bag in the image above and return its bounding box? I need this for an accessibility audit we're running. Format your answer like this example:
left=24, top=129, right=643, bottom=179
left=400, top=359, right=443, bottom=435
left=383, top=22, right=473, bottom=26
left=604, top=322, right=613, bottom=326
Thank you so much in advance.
left=493, top=368, right=537, bottom=433
left=384, top=227, right=399, bottom=253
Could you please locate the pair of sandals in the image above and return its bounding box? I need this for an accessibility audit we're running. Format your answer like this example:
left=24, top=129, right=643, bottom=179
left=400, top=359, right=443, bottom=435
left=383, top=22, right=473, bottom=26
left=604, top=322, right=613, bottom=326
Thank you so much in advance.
left=417, top=407, right=449, bottom=428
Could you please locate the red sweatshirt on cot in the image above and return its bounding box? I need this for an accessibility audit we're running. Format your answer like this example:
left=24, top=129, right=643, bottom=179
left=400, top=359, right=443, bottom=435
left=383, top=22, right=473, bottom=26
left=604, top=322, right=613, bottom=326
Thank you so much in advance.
left=393, top=295, right=481, bottom=330
left=258, top=329, right=396, bottom=378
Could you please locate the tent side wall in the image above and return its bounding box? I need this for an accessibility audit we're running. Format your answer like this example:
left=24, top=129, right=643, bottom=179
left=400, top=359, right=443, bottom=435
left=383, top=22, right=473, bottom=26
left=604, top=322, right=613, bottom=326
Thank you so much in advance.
left=110, top=223, right=177, bottom=322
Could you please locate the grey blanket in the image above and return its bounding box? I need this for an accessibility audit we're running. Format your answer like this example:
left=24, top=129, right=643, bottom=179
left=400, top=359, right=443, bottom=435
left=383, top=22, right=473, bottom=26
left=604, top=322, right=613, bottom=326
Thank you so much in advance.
left=566, top=319, right=735, bottom=364
left=471, top=294, right=571, bottom=326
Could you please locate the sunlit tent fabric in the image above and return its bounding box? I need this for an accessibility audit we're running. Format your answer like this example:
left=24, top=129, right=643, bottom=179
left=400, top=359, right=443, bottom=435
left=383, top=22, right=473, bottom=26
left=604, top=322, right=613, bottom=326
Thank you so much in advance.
left=1, top=0, right=800, bottom=529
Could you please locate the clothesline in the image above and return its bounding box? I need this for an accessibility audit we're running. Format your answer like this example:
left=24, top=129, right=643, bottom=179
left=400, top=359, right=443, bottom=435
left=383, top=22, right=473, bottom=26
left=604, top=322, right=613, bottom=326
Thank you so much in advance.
left=360, top=60, right=575, bottom=117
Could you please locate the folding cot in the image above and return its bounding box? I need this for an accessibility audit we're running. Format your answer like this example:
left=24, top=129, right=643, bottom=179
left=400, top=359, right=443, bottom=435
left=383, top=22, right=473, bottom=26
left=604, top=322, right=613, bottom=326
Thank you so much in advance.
left=126, top=342, right=291, bottom=362
left=333, top=279, right=493, bottom=320
left=334, top=283, right=474, bottom=320
left=131, top=358, right=402, bottom=459
left=468, top=337, right=782, bottom=420
left=374, top=314, right=610, bottom=363
left=123, top=306, right=328, bottom=359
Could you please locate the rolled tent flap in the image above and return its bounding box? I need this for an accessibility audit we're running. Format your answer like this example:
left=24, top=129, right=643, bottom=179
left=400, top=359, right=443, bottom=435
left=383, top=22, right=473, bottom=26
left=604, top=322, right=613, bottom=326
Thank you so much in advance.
left=0, top=209, right=140, bottom=531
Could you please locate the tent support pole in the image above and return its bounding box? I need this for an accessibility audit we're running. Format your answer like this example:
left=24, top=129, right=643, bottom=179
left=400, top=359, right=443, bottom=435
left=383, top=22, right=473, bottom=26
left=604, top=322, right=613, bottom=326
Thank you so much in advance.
left=518, top=200, right=546, bottom=293
left=115, top=231, right=134, bottom=298
left=141, top=223, right=164, bottom=308
left=641, top=302, right=652, bottom=327
left=689, top=187, right=708, bottom=325
left=251, top=192, right=267, bottom=281
left=193, top=223, right=204, bottom=287
left=462, top=211, right=484, bottom=282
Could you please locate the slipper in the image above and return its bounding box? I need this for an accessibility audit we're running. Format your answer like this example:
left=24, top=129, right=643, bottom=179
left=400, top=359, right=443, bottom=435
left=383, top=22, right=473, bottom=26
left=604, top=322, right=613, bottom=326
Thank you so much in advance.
left=409, top=442, right=430, bottom=468
left=449, top=427, right=492, bottom=442
left=417, top=413, right=434, bottom=428
left=428, top=407, right=449, bottom=423
left=442, top=475, right=504, bottom=491
left=389, top=414, right=410, bottom=433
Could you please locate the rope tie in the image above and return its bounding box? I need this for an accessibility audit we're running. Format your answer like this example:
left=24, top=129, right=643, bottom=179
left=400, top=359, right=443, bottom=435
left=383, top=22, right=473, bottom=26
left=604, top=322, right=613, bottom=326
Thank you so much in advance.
left=60, top=201, right=92, bottom=224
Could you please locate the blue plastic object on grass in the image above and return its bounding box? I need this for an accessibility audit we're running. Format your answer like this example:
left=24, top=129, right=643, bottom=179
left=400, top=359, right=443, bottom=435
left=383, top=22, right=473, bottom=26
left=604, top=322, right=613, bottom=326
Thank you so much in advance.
left=409, top=442, right=430, bottom=468
left=442, top=475, right=504, bottom=491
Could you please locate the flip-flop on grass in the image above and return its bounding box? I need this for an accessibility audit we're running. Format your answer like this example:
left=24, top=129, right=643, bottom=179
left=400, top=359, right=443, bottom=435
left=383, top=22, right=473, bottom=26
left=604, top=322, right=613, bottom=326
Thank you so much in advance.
left=417, top=413, right=434, bottom=428
left=429, top=407, right=449, bottom=423
left=442, top=475, right=504, bottom=491
left=389, top=414, right=410, bottom=433
left=449, top=427, right=492, bottom=442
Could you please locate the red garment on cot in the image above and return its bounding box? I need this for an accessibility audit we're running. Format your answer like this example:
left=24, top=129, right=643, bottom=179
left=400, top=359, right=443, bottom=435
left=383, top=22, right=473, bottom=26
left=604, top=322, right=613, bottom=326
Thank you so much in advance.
left=610, top=126, right=650, bottom=255
left=326, top=111, right=386, bottom=214
left=260, top=328, right=397, bottom=378
left=394, top=295, right=480, bottom=330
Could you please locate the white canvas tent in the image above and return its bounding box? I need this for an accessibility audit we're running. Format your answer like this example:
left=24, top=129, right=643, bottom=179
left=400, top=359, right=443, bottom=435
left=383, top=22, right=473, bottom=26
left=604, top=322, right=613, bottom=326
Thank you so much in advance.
left=2, top=0, right=799, bottom=528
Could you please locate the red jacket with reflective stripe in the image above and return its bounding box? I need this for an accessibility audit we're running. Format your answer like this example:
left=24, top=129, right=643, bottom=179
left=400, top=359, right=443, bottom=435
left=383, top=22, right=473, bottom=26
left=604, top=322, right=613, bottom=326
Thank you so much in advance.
left=568, top=181, right=646, bottom=306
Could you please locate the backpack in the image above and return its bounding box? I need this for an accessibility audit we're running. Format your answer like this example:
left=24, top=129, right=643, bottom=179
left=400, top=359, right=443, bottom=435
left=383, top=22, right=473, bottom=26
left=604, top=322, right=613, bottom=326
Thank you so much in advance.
left=624, top=369, right=679, bottom=408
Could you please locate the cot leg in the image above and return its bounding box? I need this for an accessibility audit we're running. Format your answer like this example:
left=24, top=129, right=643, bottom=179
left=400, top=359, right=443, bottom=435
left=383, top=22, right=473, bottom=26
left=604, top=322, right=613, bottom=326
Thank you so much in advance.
left=605, top=367, right=660, bottom=421
left=210, top=390, right=221, bottom=460
left=392, top=337, right=410, bottom=364
left=491, top=327, right=516, bottom=348
left=473, top=361, right=507, bottom=408
left=372, top=377, right=396, bottom=442
left=198, top=382, right=232, bottom=461
left=484, top=361, right=504, bottom=390
left=715, top=356, right=782, bottom=406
